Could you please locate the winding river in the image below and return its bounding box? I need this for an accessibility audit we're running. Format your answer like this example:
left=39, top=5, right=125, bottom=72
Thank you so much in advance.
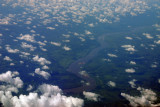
left=64, top=34, right=107, bottom=93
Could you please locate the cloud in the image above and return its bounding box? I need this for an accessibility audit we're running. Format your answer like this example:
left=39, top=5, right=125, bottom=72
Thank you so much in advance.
left=63, top=45, right=71, bottom=51
left=142, top=33, right=153, bottom=39
left=128, top=79, right=137, bottom=88
left=6, top=46, right=19, bottom=53
left=121, top=87, right=160, bottom=107
left=125, top=37, right=133, bottom=40
left=88, top=23, right=94, bottom=27
left=4, top=56, right=12, bottom=61
left=107, top=81, right=116, bottom=87
left=21, top=42, right=36, bottom=51
left=107, top=53, right=118, bottom=58
left=27, top=85, right=33, bottom=91
left=42, top=65, right=49, bottom=70
left=79, top=71, right=88, bottom=77
left=85, top=30, right=92, bottom=35
left=0, top=71, right=23, bottom=90
left=50, top=42, right=61, bottom=46
left=83, top=91, right=99, bottom=101
left=0, top=84, right=84, bottom=107
left=17, top=34, right=35, bottom=42
left=125, top=68, right=136, bottom=73
left=33, top=55, right=51, bottom=65
left=121, top=45, right=136, bottom=52
left=35, top=68, right=50, bottom=80
left=130, top=61, right=136, bottom=65
left=155, top=40, right=160, bottom=44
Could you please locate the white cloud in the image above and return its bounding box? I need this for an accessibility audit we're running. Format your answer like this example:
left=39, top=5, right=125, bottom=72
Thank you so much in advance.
left=27, top=85, right=33, bottom=91
left=21, top=42, right=36, bottom=51
left=121, top=45, right=136, bottom=52
left=79, top=71, right=88, bottom=77
left=128, top=79, right=137, bottom=88
left=121, top=87, right=160, bottom=107
left=155, top=40, right=160, bottom=44
left=63, top=45, right=71, bottom=51
left=35, top=68, right=50, bottom=80
left=130, top=61, right=136, bottom=65
left=47, top=27, right=55, bottom=30
left=85, top=30, right=92, bottom=35
left=4, top=56, right=12, bottom=61
left=0, top=33, right=3, bottom=36
left=125, top=37, right=133, bottom=40
left=158, top=79, right=160, bottom=84
left=33, top=55, right=51, bottom=65
left=143, top=33, right=153, bottom=39
left=17, top=34, right=35, bottom=42
left=6, top=46, right=19, bottom=53
left=107, top=53, right=118, bottom=58
left=88, top=23, right=94, bottom=27
left=125, top=68, right=136, bottom=73
left=42, top=65, right=49, bottom=70
left=107, top=81, right=116, bottom=87
left=50, top=42, right=61, bottom=46
left=83, top=91, right=99, bottom=101
left=0, top=71, right=23, bottom=88
left=0, top=84, right=84, bottom=107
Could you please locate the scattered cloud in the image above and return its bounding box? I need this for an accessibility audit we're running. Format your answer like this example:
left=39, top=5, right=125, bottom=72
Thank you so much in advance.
left=121, top=87, right=160, bottom=107
left=83, top=91, right=99, bottom=101
left=0, top=84, right=84, bottom=107
left=63, top=45, right=71, bottom=51
left=35, top=68, right=51, bottom=80
left=128, top=79, right=137, bottom=88
left=121, top=45, right=136, bottom=52
left=107, top=53, right=118, bottom=58
left=0, top=71, right=23, bottom=89
left=143, top=33, right=153, bottom=39
left=17, top=34, right=35, bottom=42
left=125, top=68, right=136, bottom=73
left=4, top=56, right=12, bottom=61
left=33, top=55, right=51, bottom=65
left=79, top=71, right=88, bottom=77
left=130, top=61, right=136, bottom=65
left=50, top=42, right=61, bottom=47
left=107, top=81, right=116, bottom=87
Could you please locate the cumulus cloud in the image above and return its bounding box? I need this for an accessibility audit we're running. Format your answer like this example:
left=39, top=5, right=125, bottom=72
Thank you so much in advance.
left=121, top=45, right=136, bottom=52
left=143, top=33, right=153, bottom=39
left=50, top=42, right=61, bottom=46
left=33, top=55, right=51, bottom=65
left=6, top=46, right=19, bottom=53
left=4, top=56, right=12, bottom=61
left=27, top=85, right=33, bottom=91
left=79, top=71, right=88, bottom=77
left=107, top=53, right=118, bottom=58
left=17, top=34, right=35, bottom=42
left=0, top=71, right=23, bottom=88
left=125, top=37, right=133, bottom=40
left=155, top=40, right=160, bottom=44
left=107, top=81, right=116, bottom=87
left=34, top=68, right=50, bottom=80
left=128, top=79, right=137, bottom=88
left=83, top=91, right=99, bottom=101
left=121, top=87, right=160, bottom=107
left=21, top=42, right=36, bottom=51
left=130, top=61, right=136, bottom=65
left=63, top=45, right=71, bottom=51
left=85, top=30, right=92, bottom=35
left=125, top=68, right=136, bottom=73
left=0, top=84, right=84, bottom=107
left=42, top=65, right=49, bottom=70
